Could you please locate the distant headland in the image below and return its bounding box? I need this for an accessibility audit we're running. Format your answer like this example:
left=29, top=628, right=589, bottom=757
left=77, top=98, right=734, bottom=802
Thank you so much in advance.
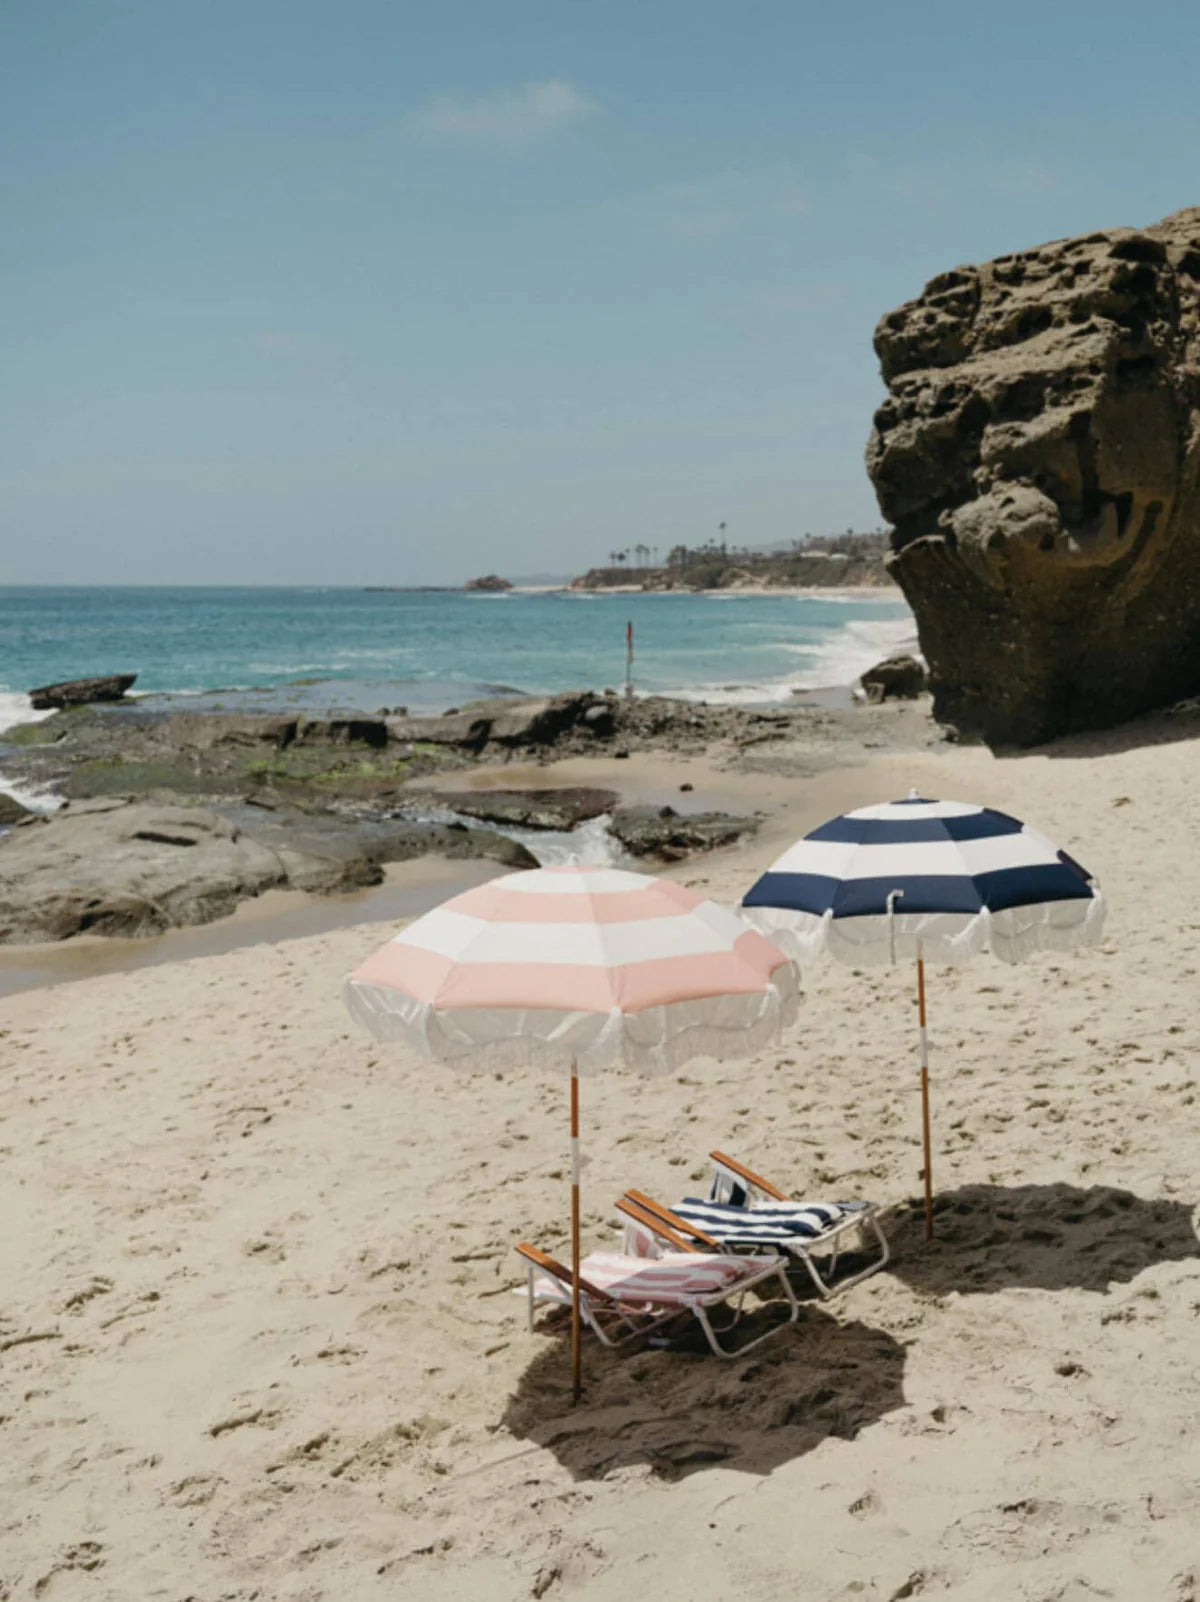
left=569, top=531, right=894, bottom=591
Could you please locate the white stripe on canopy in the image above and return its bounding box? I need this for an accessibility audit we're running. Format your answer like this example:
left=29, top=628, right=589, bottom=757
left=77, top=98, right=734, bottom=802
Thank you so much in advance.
left=395, top=906, right=749, bottom=966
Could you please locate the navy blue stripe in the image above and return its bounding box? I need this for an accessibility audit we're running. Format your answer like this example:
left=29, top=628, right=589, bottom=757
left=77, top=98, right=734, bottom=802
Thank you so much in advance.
left=743, top=871, right=843, bottom=915
left=974, top=863, right=1094, bottom=911
left=1057, top=846, right=1094, bottom=881
left=806, top=809, right=1023, bottom=845
left=944, top=809, right=1025, bottom=842
left=744, top=865, right=1095, bottom=918
left=830, top=876, right=983, bottom=916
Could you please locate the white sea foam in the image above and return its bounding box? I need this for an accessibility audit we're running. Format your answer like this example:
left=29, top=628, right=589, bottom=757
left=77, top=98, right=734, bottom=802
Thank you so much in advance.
left=806, top=614, right=918, bottom=686
left=0, top=691, right=53, bottom=738
left=402, top=804, right=624, bottom=867
left=656, top=608, right=916, bottom=705
left=501, top=813, right=624, bottom=868
left=0, top=692, right=63, bottom=814
left=0, top=773, right=64, bottom=814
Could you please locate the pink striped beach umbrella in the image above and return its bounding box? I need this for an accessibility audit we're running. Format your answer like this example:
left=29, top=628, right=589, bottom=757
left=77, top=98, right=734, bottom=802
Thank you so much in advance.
left=343, top=864, right=799, bottom=1400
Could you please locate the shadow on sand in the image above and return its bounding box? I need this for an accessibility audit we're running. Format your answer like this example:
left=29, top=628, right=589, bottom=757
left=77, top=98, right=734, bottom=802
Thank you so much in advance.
left=499, top=1302, right=906, bottom=1481
left=994, top=705, right=1200, bottom=762
left=886, top=1182, right=1200, bottom=1295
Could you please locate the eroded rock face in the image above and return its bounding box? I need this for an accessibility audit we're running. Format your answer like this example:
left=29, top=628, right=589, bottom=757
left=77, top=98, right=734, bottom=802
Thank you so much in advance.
left=867, top=207, right=1200, bottom=744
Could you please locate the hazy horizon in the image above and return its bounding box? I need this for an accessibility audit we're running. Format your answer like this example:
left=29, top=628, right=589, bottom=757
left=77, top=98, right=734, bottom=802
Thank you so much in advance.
left=3, top=0, right=1197, bottom=586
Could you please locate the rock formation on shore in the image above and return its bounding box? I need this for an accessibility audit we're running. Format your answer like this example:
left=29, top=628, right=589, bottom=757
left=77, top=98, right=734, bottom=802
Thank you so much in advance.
left=29, top=673, right=137, bottom=710
left=0, top=692, right=939, bottom=942
left=867, top=206, right=1200, bottom=745
left=0, top=799, right=536, bottom=945
left=463, top=573, right=513, bottom=591
left=860, top=653, right=928, bottom=703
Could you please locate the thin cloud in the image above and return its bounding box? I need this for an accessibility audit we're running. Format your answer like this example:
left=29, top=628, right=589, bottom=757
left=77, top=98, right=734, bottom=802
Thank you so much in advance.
left=408, top=80, right=597, bottom=145
left=253, top=331, right=300, bottom=356
left=656, top=169, right=808, bottom=239
left=989, top=161, right=1059, bottom=197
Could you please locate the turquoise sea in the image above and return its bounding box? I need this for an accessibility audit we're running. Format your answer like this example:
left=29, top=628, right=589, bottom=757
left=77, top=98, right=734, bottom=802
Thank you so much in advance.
left=0, top=585, right=912, bottom=732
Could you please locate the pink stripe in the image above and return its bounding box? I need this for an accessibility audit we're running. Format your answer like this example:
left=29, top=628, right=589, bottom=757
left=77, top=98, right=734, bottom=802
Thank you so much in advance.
left=731, top=926, right=795, bottom=975
left=581, top=1252, right=761, bottom=1301
left=446, top=880, right=707, bottom=925
left=348, top=930, right=788, bottom=1012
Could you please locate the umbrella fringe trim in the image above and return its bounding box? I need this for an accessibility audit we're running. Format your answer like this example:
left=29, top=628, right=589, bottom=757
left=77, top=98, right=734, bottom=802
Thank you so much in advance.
left=341, top=976, right=801, bottom=1075
left=743, top=893, right=1107, bottom=968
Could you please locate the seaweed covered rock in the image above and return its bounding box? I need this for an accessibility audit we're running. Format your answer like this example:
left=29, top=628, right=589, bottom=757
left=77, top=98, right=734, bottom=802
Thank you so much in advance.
left=867, top=206, right=1200, bottom=745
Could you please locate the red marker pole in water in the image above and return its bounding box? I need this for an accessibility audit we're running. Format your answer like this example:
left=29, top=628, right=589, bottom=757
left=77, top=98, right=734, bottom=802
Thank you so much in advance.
left=625, top=620, right=634, bottom=700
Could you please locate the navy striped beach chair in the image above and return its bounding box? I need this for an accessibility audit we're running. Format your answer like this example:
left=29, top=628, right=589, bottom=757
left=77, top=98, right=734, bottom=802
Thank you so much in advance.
left=623, top=1150, right=889, bottom=1299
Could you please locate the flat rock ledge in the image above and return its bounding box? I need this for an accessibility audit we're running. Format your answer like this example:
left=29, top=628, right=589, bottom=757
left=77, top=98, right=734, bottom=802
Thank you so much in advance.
left=606, top=806, right=760, bottom=862
left=0, top=799, right=535, bottom=945
left=420, top=787, right=620, bottom=831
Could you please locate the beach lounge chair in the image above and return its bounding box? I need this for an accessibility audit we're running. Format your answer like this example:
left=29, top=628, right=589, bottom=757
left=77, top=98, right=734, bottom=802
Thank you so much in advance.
left=515, top=1220, right=799, bottom=1358
left=622, top=1150, right=889, bottom=1298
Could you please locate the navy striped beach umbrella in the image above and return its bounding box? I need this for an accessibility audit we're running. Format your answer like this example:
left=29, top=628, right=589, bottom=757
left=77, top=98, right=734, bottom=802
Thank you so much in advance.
left=741, top=793, right=1106, bottom=1239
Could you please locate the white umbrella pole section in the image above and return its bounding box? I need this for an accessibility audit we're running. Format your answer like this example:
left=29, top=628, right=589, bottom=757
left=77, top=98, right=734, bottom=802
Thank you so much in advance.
left=916, top=945, right=933, bottom=1242
left=570, top=1061, right=582, bottom=1405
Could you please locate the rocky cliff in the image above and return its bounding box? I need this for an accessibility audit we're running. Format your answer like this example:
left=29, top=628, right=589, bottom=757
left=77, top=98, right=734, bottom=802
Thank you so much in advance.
left=866, top=206, right=1200, bottom=744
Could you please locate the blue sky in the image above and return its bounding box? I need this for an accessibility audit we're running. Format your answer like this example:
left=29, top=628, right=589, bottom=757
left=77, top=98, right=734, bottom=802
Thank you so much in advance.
left=3, top=0, right=1198, bottom=584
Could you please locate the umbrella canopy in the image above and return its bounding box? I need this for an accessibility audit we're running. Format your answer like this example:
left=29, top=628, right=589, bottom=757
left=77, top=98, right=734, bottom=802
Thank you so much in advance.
left=343, top=864, right=799, bottom=1397
left=741, top=794, right=1105, bottom=1240
left=742, top=794, right=1105, bottom=966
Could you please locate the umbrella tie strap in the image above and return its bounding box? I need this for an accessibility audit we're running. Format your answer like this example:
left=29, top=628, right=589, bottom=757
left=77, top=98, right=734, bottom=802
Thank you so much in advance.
left=886, top=889, right=903, bottom=964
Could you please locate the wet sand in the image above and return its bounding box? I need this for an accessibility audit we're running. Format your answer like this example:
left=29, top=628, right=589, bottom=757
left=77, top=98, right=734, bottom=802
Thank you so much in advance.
left=0, top=857, right=500, bottom=999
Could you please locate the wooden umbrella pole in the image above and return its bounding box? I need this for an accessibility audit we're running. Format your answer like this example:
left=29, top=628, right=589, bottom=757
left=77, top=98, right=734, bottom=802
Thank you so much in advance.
left=570, top=1061, right=582, bottom=1404
left=916, top=947, right=934, bottom=1242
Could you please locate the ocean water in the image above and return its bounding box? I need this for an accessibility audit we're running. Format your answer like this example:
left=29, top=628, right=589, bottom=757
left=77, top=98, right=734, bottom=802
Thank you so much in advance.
left=0, top=585, right=912, bottom=735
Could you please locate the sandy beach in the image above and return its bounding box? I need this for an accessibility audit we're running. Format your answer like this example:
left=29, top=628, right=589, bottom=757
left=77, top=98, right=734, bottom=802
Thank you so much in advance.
left=4, top=720, right=1200, bottom=1601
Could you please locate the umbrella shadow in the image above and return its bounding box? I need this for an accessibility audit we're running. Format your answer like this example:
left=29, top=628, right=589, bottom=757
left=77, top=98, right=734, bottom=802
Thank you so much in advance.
left=499, top=1302, right=907, bottom=1481
left=887, top=1182, right=1200, bottom=1295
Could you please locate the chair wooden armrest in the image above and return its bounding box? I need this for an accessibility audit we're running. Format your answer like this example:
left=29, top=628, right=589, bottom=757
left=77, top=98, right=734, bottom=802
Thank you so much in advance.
left=514, top=1241, right=610, bottom=1304
left=623, top=1188, right=723, bottom=1250
left=709, top=1149, right=789, bottom=1201
left=614, top=1196, right=704, bottom=1254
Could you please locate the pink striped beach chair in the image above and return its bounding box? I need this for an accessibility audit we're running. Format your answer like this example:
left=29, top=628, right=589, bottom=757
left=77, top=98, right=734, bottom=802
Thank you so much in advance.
left=515, top=1217, right=799, bottom=1358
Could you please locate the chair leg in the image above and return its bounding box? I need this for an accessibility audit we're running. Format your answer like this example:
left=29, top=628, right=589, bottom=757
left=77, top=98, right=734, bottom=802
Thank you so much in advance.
left=791, top=1245, right=836, bottom=1298
left=785, top=1211, right=891, bottom=1298
left=687, top=1267, right=800, bottom=1357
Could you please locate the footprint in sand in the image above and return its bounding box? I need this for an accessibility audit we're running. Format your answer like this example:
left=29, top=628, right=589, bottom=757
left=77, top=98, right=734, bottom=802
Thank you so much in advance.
left=33, top=1543, right=105, bottom=1596
left=207, top=1405, right=285, bottom=1438
left=60, top=1275, right=114, bottom=1314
